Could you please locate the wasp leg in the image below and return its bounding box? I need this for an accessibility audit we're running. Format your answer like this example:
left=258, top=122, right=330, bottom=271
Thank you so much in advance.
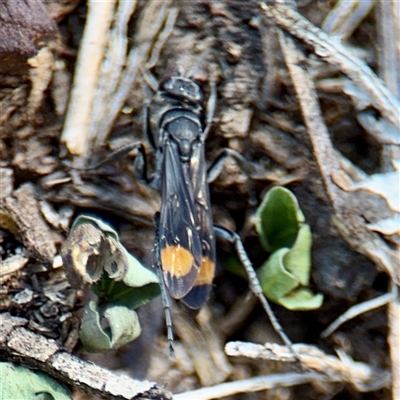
left=93, top=142, right=149, bottom=182
left=214, top=225, right=297, bottom=359
left=153, top=212, right=175, bottom=359
left=69, top=141, right=147, bottom=177
left=207, top=148, right=256, bottom=183
left=131, top=142, right=150, bottom=185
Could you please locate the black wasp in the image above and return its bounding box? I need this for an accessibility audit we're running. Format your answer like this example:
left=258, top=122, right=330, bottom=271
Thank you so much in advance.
left=145, top=72, right=217, bottom=310
left=129, top=69, right=292, bottom=355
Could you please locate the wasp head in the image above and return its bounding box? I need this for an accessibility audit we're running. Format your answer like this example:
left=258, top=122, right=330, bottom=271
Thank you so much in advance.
left=161, top=76, right=204, bottom=105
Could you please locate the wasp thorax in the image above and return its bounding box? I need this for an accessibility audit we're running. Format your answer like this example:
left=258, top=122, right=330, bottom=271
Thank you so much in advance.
left=165, top=115, right=201, bottom=160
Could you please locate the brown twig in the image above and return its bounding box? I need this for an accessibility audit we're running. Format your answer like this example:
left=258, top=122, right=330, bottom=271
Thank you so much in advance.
left=0, top=313, right=172, bottom=400
left=225, top=341, right=390, bottom=392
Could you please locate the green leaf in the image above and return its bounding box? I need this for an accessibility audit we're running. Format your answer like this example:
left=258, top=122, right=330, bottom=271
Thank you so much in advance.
left=283, top=224, right=312, bottom=286
left=91, top=249, right=160, bottom=309
left=65, top=216, right=160, bottom=352
left=255, top=186, right=323, bottom=311
left=80, top=301, right=141, bottom=352
left=104, top=305, right=141, bottom=348
left=257, top=248, right=299, bottom=302
left=71, top=215, right=120, bottom=242
left=0, top=362, right=71, bottom=400
left=278, top=288, right=324, bottom=310
left=257, top=230, right=323, bottom=311
left=122, top=252, right=159, bottom=288
left=80, top=301, right=112, bottom=352
left=93, top=274, right=160, bottom=310
left=255, top=186, right=305, bottom=252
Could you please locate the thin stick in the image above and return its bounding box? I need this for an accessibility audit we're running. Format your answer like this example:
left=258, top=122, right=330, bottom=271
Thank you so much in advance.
left=61, top=0, right=116, bottom=157
left=88, top=0, right=138, bottom=154
left=388, top=286, right=400, bottom=400
left=146, top=6, right=179, bottom=70
left=259, top=2, right=400, bottom=128
left=225, top=341, right=389, bottom=391
left=102, top=1, right=173, bottom=149
left=321, top=291, right=395, bottom=338
left=173, top=371, right=338, bottom=400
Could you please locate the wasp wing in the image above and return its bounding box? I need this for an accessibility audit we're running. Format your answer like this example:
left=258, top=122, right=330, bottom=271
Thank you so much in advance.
left=181, top=140, right=216, bottom=309
left=159, top=139, right=203, bottom=299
